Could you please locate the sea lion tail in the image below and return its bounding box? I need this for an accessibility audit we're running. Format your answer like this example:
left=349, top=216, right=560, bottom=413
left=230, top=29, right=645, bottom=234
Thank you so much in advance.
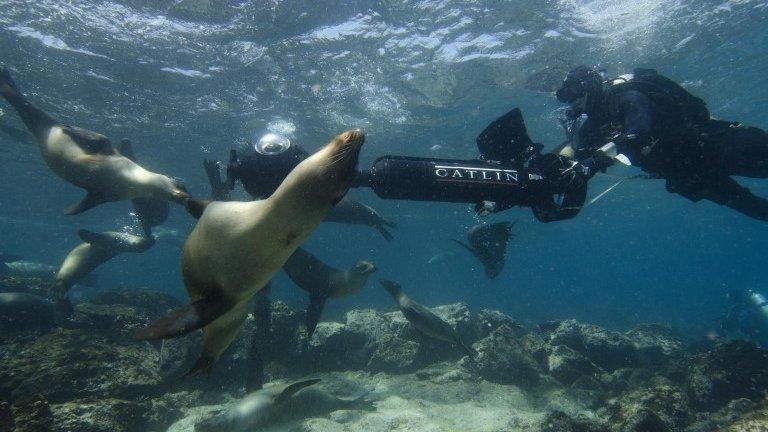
left=375, top=224, right=394, bottom=241
left=275, top=379, right=321, bottom=405
left=134, top=297, right=230, bottom=340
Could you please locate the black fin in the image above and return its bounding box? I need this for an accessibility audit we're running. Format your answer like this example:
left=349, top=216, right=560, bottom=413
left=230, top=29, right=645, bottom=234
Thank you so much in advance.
left=450, top=239, right=475, bottom=255
left=185, top=198, right=211, bottom=220
left=476, top=107, right=534, bottom=163
left=305, top=293, right=327, bottom=338
left=375, top=225, right=394, bottom=241
left=134, top=297, right=231, bottom=340
left=275, top=379, right=321, bottom=405
left=117, top=138, right=136, bottom=160
left=64, top=193, right=106, bottom=215
left=61, top=125, right=114, bottom=155
left=184, top=353, right=215, bottom=377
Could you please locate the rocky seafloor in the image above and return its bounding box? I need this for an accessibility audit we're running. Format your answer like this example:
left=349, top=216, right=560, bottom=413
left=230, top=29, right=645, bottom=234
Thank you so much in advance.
left=1, top=275, right=768, bottom=432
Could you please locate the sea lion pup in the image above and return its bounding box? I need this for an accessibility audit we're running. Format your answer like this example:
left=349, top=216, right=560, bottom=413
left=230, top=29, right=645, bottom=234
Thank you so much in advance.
left=283, top=247, right=376, bottom=336
left=0, top=254, right=98, bottom=286
left=195, top=379, right=321, bottom=432
left=0, top=67, right=189, bottom=214
left=135, top=129, right=365, bottom=375
left=54, top=229, right=155, bottom=306
left=325, top=198, right=398, bottom=241
left=452, top=221, right=514, bottom=279
left=380, top=279, right=476, bottom=358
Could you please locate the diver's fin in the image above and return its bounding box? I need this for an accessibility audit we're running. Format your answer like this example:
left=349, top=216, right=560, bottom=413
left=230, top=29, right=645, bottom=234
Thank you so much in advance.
left=306, top=293, right=327, bottom=338
left=185, top=198, right=211, bottom=220
left=64, top=192, right=106, bottom=215
left=275, top=379, right=321, bottom=405
left=375, top=225, right=394, bottom=242
left=61, top=125, right=114, bottom=155
left=184, top=353, right=215, bottom=377
left=450, top=239, right=475, bottom=255
left=134, top=297, right=231, bottom=340
left=117, top=139, right=136, bottom=160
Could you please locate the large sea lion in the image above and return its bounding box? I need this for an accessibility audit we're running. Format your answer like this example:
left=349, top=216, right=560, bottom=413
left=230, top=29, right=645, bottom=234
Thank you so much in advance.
left=0, top=255, right=98, bottom=287
left=452, top=221, right=514, bottom=279
left=381, top=279, right=476, bottom=358
left=195, top=379, right=321, bottom=432
left=283, top=247, right=376, bottom=336
left=54, top=230, right=155, bottom=304
left=0, top=67, right=189, bottom=214
left=136, top=129, right=365, bottom=375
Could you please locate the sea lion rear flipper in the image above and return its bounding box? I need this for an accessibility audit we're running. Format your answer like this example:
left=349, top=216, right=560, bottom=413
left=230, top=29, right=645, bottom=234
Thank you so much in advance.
left=275, top=379, right=321, bottom=405
left=184, top=352, right=216, bottom=377
left=0, top=67, right=59, bottom=141
left=134, top=297, right=231, bottom=340
left=306, top=293, right=327, bottom=337
left=375, top=225, right=394, bottom=242
left=185, top=198, right=211, bottom=219
left=65, top=192, right=107, bottom=215
left=61, top=125, right=114, bottom=155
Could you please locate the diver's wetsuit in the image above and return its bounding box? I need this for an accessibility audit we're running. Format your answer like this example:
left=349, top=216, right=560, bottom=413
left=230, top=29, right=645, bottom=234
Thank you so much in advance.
left=577, top=77, right=768, bottom=220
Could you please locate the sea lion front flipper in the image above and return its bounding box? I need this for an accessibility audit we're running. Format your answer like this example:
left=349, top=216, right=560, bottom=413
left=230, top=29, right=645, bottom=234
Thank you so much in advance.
left=117, top=138, right=136, bottom=160
left=275, top=379, right=322, bottom=405
left=185, top=198, right=211, bottom=219
left=305, top=292, right=327, bottom=337
left=133, top=197, right=170, bottom=237
left=60, top=125, right=114, bottom=155
left=65, top=192, right=107, bottom=215
left=76, top=229, right=106, bottom=244
left=375, top=224, right=394, bottom=241
left=134, top=296, right=231, bottom=340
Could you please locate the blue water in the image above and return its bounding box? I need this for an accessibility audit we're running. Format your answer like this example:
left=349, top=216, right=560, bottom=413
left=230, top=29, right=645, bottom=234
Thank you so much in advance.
left=1, top=0, right=767, bottom=338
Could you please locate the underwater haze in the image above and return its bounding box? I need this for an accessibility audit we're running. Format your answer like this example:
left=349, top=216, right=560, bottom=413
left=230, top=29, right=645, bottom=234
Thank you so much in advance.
left=2, top=1, right=768, bottom=431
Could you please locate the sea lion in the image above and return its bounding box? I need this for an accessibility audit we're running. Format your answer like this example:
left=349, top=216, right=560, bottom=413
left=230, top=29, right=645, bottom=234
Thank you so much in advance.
left=194, top=379, right=321, bottom=432
left=0, top=67, right=189, bottom=214
left=381, top=279, right=476, bottom=358
left=0, top=257, right=97, bottom=286
left=325, top=198, right=397, bottom=241
left=283, top=247, right=376, bottom=336
left=135, top=129, right=365, bottom=375
left=118, top=139, right=171, bottom=236
left=452, top=221, right=514, bottom=279
left=54, top=229, right=155, bottom=304
left=0, top=292, right=57, bottom=330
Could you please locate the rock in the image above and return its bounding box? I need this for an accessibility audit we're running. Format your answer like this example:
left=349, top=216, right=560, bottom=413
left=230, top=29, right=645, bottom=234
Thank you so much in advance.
left=307, top=321, right=363, bottom=371
left=605, top=380, right=689, bottom=432
left=471, top=324, right=542, bottom=387
left=537, top=410, right=609, bottom=432
left=431, top=302, right=474, bottom=341
left=367, top=335, right=421, bottom=372
left=547, top=345, right=601, bottom=385
left=10, top=394, right=54, bottom=432
left=89, top=289, right=182, bottom=317
left=722, top=400, right=768, bottom=431
left=75, top=289, right=184, bottom=336
left=0, top=276, right=55, bottom=298
left=686, top=340, right=768, bottom=411
left=0, top=328, right=162, bottom=403
left=472, top=309, right=526, bottom=339
left=548, top=320, right=639, bottom=371
left=49, top=398, right=180, bottom=432
left=625, top=324, right=684, bottom=367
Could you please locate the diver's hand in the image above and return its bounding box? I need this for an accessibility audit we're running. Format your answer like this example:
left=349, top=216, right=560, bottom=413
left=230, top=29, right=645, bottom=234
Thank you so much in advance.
left=553, top=159, right=589, bottom=193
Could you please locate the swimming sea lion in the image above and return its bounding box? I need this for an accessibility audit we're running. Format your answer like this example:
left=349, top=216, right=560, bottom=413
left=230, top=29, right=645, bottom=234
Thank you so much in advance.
left=452, top=221, right=514, bottom=279
left=325, top=198, right=397, bottom=241
left=0, top=67, right=189, bottom=214
left=0, top=257, right=97, bottom=286
left=195, top=379, right=321, bottom=432
left=54, top=229, right=155, bottom=303
left=135, top=129, right=365, bottom=375
left=381, top=279, right=476, bottom=358
left=283, top=247, right=376, bottom=336
left=118, top=139, right=171, bottom=236
left=0, top=292, right=57, bottom=330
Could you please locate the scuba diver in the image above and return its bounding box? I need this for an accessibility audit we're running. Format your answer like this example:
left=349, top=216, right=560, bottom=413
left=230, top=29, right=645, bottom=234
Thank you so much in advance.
left=555, top=65, right=768, bottom=221
left=720, top=288, right=768, bottom=347
left=219, top=109, right=590, bottom=223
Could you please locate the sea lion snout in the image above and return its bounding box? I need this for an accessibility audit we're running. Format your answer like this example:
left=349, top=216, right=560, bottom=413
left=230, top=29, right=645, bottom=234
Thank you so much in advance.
left=354, top=260, right=377, bottom=275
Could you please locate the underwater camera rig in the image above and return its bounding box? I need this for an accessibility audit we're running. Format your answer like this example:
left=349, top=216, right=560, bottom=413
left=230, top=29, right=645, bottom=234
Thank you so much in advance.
left=226, top=108, right=587, bottom=222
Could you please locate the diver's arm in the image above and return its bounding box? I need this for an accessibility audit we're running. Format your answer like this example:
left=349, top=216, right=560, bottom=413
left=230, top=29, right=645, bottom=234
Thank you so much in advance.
left=611, top=90, right=653, bottom=155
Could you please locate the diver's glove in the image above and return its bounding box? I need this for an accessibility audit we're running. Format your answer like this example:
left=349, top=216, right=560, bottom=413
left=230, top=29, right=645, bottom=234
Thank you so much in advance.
left=533, top=153, right=590, bottom=194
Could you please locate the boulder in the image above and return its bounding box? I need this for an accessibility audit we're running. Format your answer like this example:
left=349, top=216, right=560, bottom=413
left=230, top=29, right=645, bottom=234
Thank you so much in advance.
left=604, top=379, right=689, bottom=432
left=471, top=324, right=542, bottom=387
left=547, top=344, right=601, bottom=385
left=547, top=320, right=639, bottom=371
left=537, top=410, right=609, bottom=432
left=472, top=308, right=526, bottom=340
left=625, top=324, right=684, bottom=367
left=10, top=394, right=54, bottom=432
left=686, top=340, right=768, bottom=411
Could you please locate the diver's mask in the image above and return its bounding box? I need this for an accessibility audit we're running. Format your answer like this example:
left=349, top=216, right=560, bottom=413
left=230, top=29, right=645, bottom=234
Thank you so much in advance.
left=254, top=133, right=292, bottom=156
